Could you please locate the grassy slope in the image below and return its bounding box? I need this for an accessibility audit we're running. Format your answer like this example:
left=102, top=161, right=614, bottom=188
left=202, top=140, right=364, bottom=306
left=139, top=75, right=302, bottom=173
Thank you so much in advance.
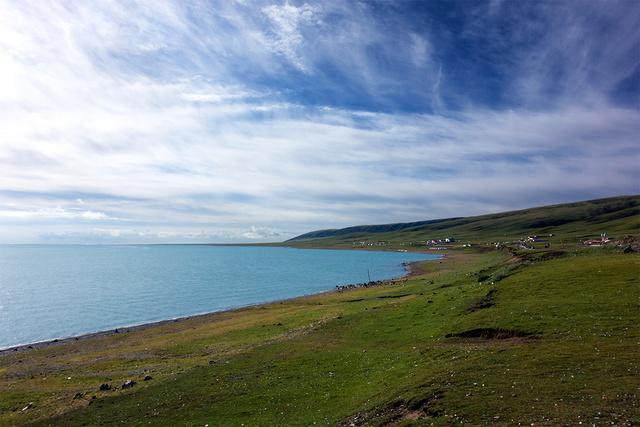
left=288, top=195, right=640, bottom=247
left=1, top=196, right=638, bottom=426
left=1, top=247, right=638, bottom=426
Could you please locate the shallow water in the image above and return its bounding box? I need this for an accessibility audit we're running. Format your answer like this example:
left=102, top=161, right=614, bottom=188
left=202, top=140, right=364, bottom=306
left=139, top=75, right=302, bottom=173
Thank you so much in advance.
left=0, top=245, right=437, bottom=348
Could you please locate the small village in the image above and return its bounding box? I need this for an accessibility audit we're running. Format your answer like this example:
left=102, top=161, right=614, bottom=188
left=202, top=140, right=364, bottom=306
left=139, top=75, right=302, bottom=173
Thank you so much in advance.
left=351, top=237, right=457, bottom=249
left=350, top=232, right=639, bottom=253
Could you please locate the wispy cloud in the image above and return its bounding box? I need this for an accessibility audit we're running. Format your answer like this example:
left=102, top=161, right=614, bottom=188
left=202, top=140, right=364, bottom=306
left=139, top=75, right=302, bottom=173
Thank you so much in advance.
left=262, top=2, right=321, bottom=72
left=0, top=207, right=110, bottom=221
left=0, top=0, right=637, bottom=243
left=243, top=226, right=281, bottom=240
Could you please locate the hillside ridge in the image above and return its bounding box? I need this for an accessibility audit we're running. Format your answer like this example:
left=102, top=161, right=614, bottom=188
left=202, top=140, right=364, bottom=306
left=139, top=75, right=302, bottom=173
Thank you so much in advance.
left=288, top=194, right=639, bottom=243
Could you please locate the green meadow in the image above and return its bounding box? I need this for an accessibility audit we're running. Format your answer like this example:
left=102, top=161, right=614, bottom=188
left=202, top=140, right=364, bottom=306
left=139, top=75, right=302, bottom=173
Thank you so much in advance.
left=287, top=195, right=639, bottom=248
left=1, top=197, right=638, bottom=426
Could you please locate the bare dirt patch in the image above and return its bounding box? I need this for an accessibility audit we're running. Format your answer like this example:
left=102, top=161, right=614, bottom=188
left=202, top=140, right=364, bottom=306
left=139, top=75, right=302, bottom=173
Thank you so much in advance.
left=445, top=328, right=533, bottom=340
left=466, top=289, right=496, bottom=313
left=340, top=392, right=443, bottom=426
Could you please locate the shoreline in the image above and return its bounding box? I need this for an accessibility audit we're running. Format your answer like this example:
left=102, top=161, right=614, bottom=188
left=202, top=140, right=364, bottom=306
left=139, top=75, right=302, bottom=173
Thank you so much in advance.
left=0, top=251, right=443, bottom=355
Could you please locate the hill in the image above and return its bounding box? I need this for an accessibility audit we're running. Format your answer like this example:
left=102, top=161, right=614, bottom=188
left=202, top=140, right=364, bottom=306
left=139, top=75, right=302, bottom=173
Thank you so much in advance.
left=288, top=195, right=640, bottom=246
left=1, top=195, right=638, bottom=426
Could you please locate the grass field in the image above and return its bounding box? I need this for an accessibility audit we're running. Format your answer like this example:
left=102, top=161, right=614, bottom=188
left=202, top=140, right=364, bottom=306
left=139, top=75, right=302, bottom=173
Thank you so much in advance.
left=1, top=245, right=638, bottom=426
left=287, top=195, right=640, bottom=248
left=1, top=196, right=639, bottom=426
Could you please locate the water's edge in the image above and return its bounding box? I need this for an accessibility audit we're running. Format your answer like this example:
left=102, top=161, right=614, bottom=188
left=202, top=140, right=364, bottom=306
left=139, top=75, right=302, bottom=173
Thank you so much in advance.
left=0, top=253, right=440, bottom=353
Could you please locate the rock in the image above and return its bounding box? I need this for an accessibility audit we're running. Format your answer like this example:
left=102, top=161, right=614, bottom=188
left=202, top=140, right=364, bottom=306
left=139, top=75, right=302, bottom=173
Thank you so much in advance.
left=143, top=375, right=153, bottom=381
left=122, top=380, right=136, bottom=389
left=99, top=383, right=111, bottom=391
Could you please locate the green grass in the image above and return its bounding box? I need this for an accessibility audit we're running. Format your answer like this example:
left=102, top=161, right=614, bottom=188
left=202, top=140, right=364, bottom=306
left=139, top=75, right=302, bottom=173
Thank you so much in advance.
left=1, top=247, right=638, bottom=426
left=2, top=197, right=639, bottom=425
left=287, top=195, right=640, bottom=247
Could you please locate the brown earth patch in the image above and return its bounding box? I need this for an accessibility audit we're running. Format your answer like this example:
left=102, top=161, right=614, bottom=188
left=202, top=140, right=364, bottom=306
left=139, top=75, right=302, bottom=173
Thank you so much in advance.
left=445, top=328, right=534, bottom=340
left=466, top=289, right=496, bottom=313
left=340, top=392, right=443, bottom=426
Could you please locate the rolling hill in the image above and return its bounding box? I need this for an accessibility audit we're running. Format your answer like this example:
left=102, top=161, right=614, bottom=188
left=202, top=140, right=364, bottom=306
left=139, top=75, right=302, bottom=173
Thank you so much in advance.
left=288, top=195, right=640, bottom=245
left=2, top=195, right=638, bottom=426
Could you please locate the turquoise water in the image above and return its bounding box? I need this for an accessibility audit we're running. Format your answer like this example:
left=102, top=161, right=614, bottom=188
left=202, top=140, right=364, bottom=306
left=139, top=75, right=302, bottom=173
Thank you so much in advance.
left=0, top=245, right=438, bottom=349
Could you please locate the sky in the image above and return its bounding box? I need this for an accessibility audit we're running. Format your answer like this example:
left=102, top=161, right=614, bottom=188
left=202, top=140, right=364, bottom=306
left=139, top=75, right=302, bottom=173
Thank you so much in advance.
left=0, top=0, right=638, bottom=243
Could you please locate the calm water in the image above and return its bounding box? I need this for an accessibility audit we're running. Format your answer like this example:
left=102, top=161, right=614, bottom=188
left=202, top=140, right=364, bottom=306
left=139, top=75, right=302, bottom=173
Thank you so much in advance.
left=0, top=245, right=438, bottom=349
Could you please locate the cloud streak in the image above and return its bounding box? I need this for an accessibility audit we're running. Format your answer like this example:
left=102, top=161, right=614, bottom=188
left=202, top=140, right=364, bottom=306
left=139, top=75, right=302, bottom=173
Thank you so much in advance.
left=0, top=207, right=110, bottom=221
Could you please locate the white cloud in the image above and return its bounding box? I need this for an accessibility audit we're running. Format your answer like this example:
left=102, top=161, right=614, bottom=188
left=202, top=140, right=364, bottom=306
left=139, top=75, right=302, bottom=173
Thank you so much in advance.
left=35, top=226, right=283, bottom=244
left=0, top=1, right=637, bottom=243
left=242, top=226, right=281, bottom=240
left=261, top=3, right=321, bottom=72
left=0, top=207, right=110, bottom=220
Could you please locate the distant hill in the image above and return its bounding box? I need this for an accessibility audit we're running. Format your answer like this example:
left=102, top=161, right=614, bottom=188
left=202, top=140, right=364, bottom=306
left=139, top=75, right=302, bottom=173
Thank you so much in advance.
left=288, top=195, right=640, bottom=245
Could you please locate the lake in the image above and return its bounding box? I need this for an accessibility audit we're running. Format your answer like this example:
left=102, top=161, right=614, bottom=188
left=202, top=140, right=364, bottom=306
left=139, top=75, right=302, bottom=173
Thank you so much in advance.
left=0, top=245, right=438, bottom=349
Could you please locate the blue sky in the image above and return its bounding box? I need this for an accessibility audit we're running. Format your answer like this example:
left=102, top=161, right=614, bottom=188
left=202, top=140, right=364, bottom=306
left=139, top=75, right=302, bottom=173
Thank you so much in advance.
left=0, top=0, right=638, bottom=243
